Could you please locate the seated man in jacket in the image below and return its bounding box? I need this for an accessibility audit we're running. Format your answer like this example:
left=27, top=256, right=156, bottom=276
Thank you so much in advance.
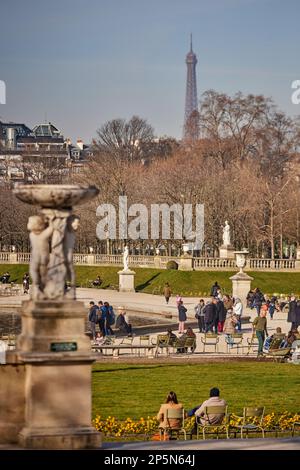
left=194, top=387, right=227, bottom=425
left=115, top=306, right=132, bottom=336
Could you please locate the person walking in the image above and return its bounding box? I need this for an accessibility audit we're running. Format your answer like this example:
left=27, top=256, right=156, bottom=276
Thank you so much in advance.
left=203, top=298, right=217, bottom=333
left=176, top=294, right=183, bottom=307
left=210, top=281, right=220, bottom=297
left=216, top=298, right=226, bottom=333
left=163, top=283, right=172, bottom=305
left=194, top=299, right=205, bottom=333
left=178, top=300, right=187, bottom=334
left=223, top=310, right=238, bottom=348
left=23, top=273, right=30, bottom=294
left=252, top=309, right=268, bottom=357
left=88, top=301, right=99, bottom=341
left=288, top=296, right=297, bottom=330
left=233, top=297, right=243, bottom=332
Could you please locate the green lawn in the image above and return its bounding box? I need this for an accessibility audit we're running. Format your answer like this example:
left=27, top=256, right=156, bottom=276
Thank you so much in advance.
left=92, top=363, right=300, bottom=419
left=1, top=264, right=300, bottom=296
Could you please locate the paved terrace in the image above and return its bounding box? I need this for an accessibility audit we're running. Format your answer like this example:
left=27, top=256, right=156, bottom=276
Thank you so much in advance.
left=0, top=288, right=291, bottom=357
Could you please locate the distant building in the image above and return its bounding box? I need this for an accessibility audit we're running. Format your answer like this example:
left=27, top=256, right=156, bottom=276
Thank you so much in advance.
left=67, top=138, right=94, bottom=161
left=0, top=120, right=92, bottom=185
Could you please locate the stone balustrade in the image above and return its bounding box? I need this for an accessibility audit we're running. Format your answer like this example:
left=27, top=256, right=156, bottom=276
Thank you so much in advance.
left=0, top=251, right=299, bottom=271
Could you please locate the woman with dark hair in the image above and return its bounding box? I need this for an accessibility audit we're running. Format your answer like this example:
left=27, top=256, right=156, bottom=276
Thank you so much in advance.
left=156, top=391, right=183, bottom=438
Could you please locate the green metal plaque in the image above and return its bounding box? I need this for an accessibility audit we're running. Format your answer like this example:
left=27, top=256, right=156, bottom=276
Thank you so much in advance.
left=50, top=342, right=77, bottom=352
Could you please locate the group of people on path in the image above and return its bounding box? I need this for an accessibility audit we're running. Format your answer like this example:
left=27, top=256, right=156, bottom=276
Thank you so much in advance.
left=88, top=301, right=132, bottom=341
left=164, top=280, right=300, bottom=357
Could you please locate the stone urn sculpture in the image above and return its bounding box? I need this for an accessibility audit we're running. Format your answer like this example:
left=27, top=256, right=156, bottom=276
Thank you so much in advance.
left=0, top=184, right=102, bottom=450
left=230, top=249, right=253, bottom=308
left=234, top=249, right=249, bottom=273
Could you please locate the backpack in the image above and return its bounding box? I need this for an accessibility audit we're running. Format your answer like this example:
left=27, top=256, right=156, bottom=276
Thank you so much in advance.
left=88, top=306, right=98, bottom=322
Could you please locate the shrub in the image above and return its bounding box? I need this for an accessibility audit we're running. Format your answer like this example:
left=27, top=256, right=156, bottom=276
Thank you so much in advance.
left=93, top=412, right=300, bottom=438
left=166, top=260, right=178, bottom=270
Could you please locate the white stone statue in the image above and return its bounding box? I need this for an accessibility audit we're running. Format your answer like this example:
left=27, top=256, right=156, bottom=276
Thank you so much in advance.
left=222, top=220, right=231, bottom=246
left=123, top=245, right=129, bottom=271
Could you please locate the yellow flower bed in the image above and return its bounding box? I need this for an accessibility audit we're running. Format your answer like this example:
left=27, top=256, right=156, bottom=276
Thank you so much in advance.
left=93, top=412, right=300, bottom=437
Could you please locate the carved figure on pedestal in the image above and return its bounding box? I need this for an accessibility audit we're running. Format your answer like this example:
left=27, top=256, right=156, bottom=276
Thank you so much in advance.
left=43, top=213, right=67, bottom=299
left=64, top=215, right=80, bottom=299
left=222, top=220, right=231, bottom=246
left=27, top=215, right=53, bottom=300
left=123, top=245, right=129, bottom=271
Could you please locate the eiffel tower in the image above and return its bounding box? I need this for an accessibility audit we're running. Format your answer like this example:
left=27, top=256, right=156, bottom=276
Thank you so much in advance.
left=183, top=35, right=199, bottom=141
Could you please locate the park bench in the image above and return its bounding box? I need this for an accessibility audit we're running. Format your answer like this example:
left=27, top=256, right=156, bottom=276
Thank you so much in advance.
left=91, top=343, right=157, bottom=358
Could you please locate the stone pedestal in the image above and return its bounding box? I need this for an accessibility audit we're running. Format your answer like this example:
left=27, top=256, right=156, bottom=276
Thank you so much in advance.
left=0, top=357, right=25, bottom=444
left=10, top=252, right=18, bottom=263
left=154, top=256, right=162, bottom=269
left=0, top=301, right=102, bottom=449
left=87, top=254, right=95, bottom=265
left=230, top=271, right=253, bottom=306
left=179, top=255, right=193, bottom=271
left=118, top=269, right=135, bottom=292
left=219, top=245, right=235, bottom=259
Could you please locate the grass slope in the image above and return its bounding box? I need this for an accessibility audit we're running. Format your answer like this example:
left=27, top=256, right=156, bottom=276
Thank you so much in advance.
left=1, top=264, right=300, bottom=296
left=92, top=363, right=300, bottom=419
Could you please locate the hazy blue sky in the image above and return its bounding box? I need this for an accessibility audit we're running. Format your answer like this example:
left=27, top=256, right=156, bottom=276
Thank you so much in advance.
left=0, top=0, right=299, bottom=142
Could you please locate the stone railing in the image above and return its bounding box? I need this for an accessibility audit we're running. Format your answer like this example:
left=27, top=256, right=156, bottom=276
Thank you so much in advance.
left=194, top=258, right=237, bottom=270
left=248, top=258, right=296, bottom=270
left=0, top=252, right=299, bottom=271
left=0, top=252, right=10, bottom=263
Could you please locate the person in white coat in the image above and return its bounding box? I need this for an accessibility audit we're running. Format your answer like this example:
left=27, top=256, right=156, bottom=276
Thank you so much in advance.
left=233, top=297, right=243, bottom=332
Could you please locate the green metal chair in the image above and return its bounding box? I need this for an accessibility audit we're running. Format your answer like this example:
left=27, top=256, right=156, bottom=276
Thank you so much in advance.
left=292, top=422, right=300, bottom=437
left=160, top=407, right=187, bottom=441
left=246, top=333, right=259, bottom=355
left=196, top=405, right=229, bottom=439
left=200, top=333, right=219, bottom=353
left=225, top=333, right=243, bottom=354
left=155, top=334, right=171, bottom=356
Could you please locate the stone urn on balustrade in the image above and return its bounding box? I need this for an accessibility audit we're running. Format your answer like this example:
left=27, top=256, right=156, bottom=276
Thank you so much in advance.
left=230, top=249, right=253, bottom=307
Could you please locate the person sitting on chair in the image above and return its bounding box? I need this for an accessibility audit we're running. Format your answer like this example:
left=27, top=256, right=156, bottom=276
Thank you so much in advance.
left=1, top=272, right=10, bottom=284
left=92, top=275, right=102, bottom=287
left=194, top=387, right=227, bottom=425
left=166, top=328, right=177, bottom=346
left=156, top=391, right=183, bottom=440
left=176, top=327, right=196, bottom=353
left=264, top=327, right=285, bottom=351
left=116, top=306, right=132, bottom=336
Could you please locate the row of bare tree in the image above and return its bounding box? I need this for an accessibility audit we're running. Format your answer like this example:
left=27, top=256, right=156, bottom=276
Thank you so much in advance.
left=1, top=90, right=300, bottom=257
